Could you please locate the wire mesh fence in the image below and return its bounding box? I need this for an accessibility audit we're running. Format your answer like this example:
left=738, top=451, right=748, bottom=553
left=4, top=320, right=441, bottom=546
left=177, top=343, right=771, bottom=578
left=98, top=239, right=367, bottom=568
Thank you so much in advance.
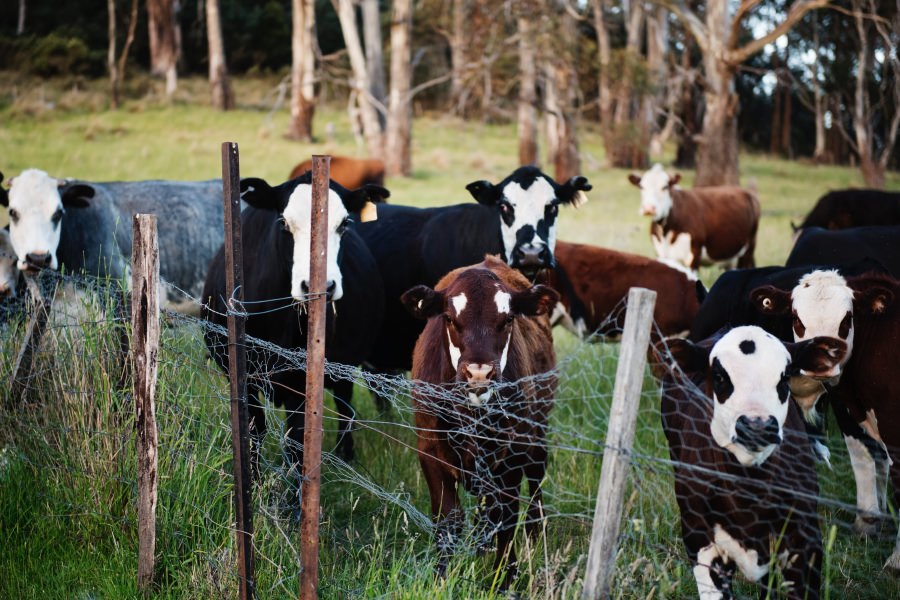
left=1, top=267, right=898, bottom=598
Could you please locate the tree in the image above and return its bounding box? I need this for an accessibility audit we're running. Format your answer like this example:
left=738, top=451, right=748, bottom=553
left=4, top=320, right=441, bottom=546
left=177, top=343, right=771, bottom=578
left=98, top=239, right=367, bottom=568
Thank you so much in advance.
left=286, top=0, right=317, bottom=141
left=543, top=2, right=580, bottom=182
left=17, top=0, right=26, bottom=35
left=517, top=2, right=539, bottom=166
left=107, top=0, right=139, bottom=109
left=147, top=0, right=181, bottom=96
left=385, top=0, right=413, bottom=176
left=653, top=0, right=829, bottom=186
left=362, top=0, right=387, bottom=129
left=206, top=0, right=234, bottom=110
left=449, top=0, right=468, bottom=114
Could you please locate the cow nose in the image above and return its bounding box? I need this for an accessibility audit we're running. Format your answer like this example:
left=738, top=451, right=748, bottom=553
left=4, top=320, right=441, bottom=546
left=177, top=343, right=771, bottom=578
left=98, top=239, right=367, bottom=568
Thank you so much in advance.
left=514, top=245, right=550, bottom=269
left=25, top=252, right=52, bottom=270
left=641, top=205, right=656, bottom=216
left=299, top=280, right=337, bottom=301
left=733, top=415, right=781, bottom=451
left=465, top=363, right=495, bottom=384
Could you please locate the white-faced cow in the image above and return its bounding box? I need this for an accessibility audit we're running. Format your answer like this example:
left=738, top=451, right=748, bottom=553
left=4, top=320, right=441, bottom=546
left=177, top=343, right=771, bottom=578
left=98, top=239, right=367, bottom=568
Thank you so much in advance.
left=628, top=163, right=760, bottom=272
left=402, top=255, right=558, bottom=587
left=1, top=168, right=227, bottom=314
left=661, top=326, right=847, bottom=599
left=356, top=166, right=589, bottom=389
left=202, top=172, right=388, bottom=473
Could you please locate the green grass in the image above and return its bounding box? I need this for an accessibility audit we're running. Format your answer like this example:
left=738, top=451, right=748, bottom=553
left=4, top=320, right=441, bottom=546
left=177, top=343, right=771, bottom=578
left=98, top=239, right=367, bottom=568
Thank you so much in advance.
left=1, top=73, right=899, bottom=599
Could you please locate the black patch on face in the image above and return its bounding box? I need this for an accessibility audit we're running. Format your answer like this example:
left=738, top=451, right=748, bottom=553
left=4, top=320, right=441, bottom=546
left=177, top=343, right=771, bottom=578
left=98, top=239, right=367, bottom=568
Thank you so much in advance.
left=505, top=166, right=543, bottom=189
left=711, top=358, right=734, bottom=403
left=515, top=224, right=536, bottom=247
left=838, top=310, right=852, bottom=339
left=739, top=340, right=755, bottom=355
left=777, top=372, right=790, bottom=403
left=498, top=200, right=515, bottom=227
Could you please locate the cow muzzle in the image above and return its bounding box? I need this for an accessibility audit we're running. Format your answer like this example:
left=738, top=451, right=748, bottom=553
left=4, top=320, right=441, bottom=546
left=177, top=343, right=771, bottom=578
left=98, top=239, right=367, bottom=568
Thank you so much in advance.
left=733, top=415, right=781, bottom=452
left=22, top=252, right=52, bottom=272
left=512, top=244, right=551, bottom=273
left=640, top=206, right=657, bottom=217
left=461, top=362, right=496, bottom=406
left=299, top=279, right=338, bottom=302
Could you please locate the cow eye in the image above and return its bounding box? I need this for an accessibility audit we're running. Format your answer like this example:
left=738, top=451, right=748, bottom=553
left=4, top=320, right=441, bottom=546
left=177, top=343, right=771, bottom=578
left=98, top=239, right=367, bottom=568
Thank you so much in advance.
left=8, top=208, right=18, bottom=223
left=279, top=217, right=290, bottom=233
left=499, top=202, right=512, bottom=216
left=546, top=203, right=558, bottom=217
left=838, top=311, right=852, bottom=339
left=336, top=216, right=352, bottom=235
left=51, top=208, right=63, bottom=226
left=777, top=373, right=791, bottom=403
left=710, top=358, right=733, bottom=402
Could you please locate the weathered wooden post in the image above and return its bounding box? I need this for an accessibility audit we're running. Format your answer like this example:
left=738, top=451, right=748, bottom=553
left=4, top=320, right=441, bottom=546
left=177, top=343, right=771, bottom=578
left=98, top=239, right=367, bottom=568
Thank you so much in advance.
left=300, top=155, right=330, bottom=600
left=222, top=141, right=256, bottom=599
left=132, top=214, right=160, bottom=594
left=582, top=287, right=657, bottom=600
left=8, top=273, right=51, bottom=402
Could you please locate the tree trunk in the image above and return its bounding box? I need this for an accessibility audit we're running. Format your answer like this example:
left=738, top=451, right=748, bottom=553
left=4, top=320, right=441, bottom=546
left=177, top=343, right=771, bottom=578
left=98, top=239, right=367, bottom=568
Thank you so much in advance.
left=334, top=0, right=384, bottom=156
left=613, top=1, right=645, bottom=126
left=206, top=0, right=234, bottom=110
left=674, top=42, right=698, bottom=168
left=811, top=13, right=827, bottom=162
left=544, top=5, right=580, bottom=183
left=17, top=0, right=26, bottom=35
left=147, top=0, right=180, bottom=96
left=107, top=0, right=119, bottom=109
left=362, top=0, right=387, bottom=129
left=517, top=8, right=538, bottom=166
left=286, top=0, right=317, bottom=141
left=851, top=1, right=883, bottom=188
left=385, top=0, right=412, bottom=177
left=450, top=0, right=467, bottom=114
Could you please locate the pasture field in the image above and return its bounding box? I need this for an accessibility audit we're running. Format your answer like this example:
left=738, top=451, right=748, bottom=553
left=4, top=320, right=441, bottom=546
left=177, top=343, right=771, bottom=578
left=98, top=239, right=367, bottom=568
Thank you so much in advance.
left=1, top=73, right=900, bottom=599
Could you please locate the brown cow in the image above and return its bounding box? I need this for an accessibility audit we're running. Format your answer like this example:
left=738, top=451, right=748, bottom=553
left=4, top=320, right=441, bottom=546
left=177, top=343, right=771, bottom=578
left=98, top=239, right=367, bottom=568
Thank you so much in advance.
left=542, top=240, right=705, bottom=340
left=288, top=155, right=385, bottom=188
left=628, top=163, right=760, bottom=271
left=401, top=255, right=558, bottom=587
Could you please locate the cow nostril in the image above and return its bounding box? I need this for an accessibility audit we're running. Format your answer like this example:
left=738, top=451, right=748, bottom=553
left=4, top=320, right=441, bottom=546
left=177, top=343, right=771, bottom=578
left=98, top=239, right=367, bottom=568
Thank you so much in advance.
left=300, top=281, right=309, bottom=294
left=26, top=252, right=51, bottom=268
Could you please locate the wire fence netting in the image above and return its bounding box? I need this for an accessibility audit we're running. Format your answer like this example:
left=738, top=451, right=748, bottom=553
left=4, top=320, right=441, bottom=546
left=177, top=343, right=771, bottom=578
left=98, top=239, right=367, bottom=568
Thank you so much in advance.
left=1, top=268, right=898, bottom=598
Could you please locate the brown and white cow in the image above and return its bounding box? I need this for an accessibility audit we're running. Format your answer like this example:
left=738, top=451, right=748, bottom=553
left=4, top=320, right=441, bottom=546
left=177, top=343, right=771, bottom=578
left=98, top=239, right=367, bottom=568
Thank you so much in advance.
left=628, top=163, right=760, bottom=271
left=401, top=255, right=558, bottom=587
left=288, top=156, right=385, bottom=189
left=661, top=326, right=847, bottom=599
left=541, top=240, right=705, bottom=340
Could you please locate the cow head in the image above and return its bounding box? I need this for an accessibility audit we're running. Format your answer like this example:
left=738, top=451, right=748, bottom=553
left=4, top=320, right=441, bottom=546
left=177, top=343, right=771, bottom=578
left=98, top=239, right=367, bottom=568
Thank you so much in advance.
left=466, top=166, right=590, bottom=276
left=628, top=163, right=681, bottom=220
left=0, top=228, right=18, bottom=298
left=240, top=173, right=389, bottom=302
left=1, top=168, right=92, bottom=272
left=401, top=264, right=558, bottom=405
left=668, top=326, right=846, bottom=466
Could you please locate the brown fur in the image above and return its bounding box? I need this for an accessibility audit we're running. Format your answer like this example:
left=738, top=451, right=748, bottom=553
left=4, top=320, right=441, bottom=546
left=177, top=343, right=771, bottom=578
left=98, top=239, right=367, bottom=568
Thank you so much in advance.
left=409, top=255, right=557, bottom=586
left=288, top=156, right=385, bottom=188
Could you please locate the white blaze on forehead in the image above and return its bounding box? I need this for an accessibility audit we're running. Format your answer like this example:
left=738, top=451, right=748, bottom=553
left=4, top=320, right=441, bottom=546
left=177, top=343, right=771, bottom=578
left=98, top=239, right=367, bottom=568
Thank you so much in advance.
left=791, top=270, right=854, bottom=354
left=636, top=163, right=674, bottom=220
left=7, top=168, right=65, bottom=270
left=708, top=326, right=791, bottom=465
left=282, top=184, right=349, bottom=301
left=494, top=289, right=511, bottom=315
left=447, top=327, right=462, bottom=370
left=498, top=177, right=556, bottom=261
left=451, top=292, right=467, bottom=316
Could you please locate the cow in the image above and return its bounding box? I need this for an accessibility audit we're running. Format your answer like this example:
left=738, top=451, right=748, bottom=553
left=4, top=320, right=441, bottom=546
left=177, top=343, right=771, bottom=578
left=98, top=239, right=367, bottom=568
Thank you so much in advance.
left=202, top=172, right=388, bottom=475
left=401, top=255, right=559, bottom=587
left=1, top=168, right=227, bottom=314
left=787, top=225, right=900, bottom=276
left=540, top=240, right=705, bottom=340
left=793, top=189, right=900, bottom=233
left=288, top=156, right=385, bottom=189
left=660, top=326, right=847, bottom=599
left=628, top=163, right=760, bottom=271
left=356, top=165, right=590, bottom=387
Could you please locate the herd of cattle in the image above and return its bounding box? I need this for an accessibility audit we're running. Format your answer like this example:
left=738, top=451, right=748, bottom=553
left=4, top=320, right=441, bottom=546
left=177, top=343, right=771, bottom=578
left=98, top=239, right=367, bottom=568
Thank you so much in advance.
left=1, top=158, right=900, bottom=597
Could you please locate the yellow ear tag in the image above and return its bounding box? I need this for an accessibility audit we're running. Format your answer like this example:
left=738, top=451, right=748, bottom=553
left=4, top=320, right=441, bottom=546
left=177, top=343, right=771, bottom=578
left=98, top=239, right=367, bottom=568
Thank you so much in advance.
left=360, top=201, right=378, bottom=222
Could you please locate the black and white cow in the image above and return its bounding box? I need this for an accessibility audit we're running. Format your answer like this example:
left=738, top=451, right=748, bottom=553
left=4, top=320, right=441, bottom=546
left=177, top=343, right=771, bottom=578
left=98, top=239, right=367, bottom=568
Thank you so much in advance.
left=661, top=326, right=847, bottom=599
left=202, top=173, right=388, bottom=472
left=355, top=166, right=590, bottom=381
left=1, top=168, right=227, bottom=313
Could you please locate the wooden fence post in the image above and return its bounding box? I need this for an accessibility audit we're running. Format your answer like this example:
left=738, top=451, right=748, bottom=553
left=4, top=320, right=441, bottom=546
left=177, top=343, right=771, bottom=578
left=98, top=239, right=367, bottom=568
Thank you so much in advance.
left=8, top=273, right=51, bottom=403
left=300, top=155, right=331, bottom=600
left=582, top=287, right=657, bottom=600
left=133, top=214, right=160, bottom=594
left=222, top=141, right=256, bottom=600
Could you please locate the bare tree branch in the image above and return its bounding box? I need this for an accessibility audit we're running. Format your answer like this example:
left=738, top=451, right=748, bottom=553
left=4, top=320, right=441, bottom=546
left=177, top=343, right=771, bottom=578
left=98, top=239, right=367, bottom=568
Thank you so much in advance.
left=729, top=0, right=765, bottom=50
left=726, top=0, right=830, bottom=65
left=649, top=1, right=709, bottom=54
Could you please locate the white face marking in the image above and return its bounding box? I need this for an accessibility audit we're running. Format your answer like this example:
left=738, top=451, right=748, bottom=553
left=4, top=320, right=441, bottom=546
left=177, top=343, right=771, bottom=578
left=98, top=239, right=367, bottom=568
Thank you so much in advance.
left=652, top=229, right=694, bottom=269
left=281, top=184, right=349, bottom=301
left=498, top=178, right=556, bottom=262
left=791, top=270, right=854, bottom=375
left=0, top=229, right=18, bottom=297
left=713, top=524, right=768, bottom=582
left=451, top=292, right=467, bottom=316
left=708, top=327, right=791, bottom=466
left=494, top=290, right=511, bottom=315
left=446, top=326, right=462, bottom=371
left=7, top=168, right=65, bottom=270
left=694, top=543, right=725, bottom=599
left=499, top=332, right=511, bottom=374
left=636, top=163, right=674, bottom=220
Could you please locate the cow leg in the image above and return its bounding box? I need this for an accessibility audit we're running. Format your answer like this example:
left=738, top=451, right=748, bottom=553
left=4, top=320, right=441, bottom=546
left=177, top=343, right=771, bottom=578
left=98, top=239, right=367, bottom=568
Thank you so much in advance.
left=693, top=543, right=735, bottom=600
left=419, top=446, right=461, bottom=577
left=523, top=442, right=548, bottom=540
left=486, top=470, right=523, bottom=589
left=247, top=384, right=267, bottom=482
left=327, top=376, right=356, bottom=462
left=885, top=458, right=900, bottom=571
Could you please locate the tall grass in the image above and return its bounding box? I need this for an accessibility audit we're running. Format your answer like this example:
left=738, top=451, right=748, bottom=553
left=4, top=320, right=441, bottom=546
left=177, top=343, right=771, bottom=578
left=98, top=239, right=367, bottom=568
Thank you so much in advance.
left=1, top=73, right=899, bottom=598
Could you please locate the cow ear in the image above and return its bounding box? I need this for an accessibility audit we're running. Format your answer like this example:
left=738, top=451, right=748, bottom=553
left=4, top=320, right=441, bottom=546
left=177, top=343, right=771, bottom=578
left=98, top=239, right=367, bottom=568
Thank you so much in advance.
left=60, top=184, right=94, bottom=208
left=668, top=173, right=682, bottom=187
left=240, top=178, right=282, bottom=211
left=466, top=180, right=500, bottom=206
left=558, top=175, right=592, bottom=207
left=627, top=174, right=641, bottom=188
left=343, top=184, right=390, bottom=211
left=750, top=285, right=791, bottom=315
left=511, top=284, right=559, bottom=317
left=665, top=338, right=710, bottom=375
left=853, top=284, right=895, bottom=317
left=401, top=285, right=445, bottom=320
left=786, top=336, right=847, bottom=376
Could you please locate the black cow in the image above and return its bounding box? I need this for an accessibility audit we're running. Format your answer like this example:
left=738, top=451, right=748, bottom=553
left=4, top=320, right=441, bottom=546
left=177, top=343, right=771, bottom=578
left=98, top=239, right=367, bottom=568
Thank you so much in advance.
left=786, top=225, right=900, bottom=275
left=202, top=173, right=388, bottom=474
left=793, top=189, right=900, bottom=233
left=355, top=166, right=590, bottom=381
